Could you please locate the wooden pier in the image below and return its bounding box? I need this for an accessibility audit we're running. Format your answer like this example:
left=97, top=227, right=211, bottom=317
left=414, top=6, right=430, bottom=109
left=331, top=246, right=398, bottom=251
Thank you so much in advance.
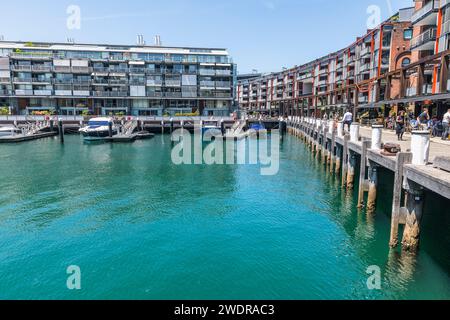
left=0, top=131, right=58, bottom=143
left=287, top=116, right=450, bottom=252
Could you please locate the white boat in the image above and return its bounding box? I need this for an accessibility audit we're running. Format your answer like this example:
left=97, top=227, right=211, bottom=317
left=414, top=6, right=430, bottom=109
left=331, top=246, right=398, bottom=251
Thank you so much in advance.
left=79, top=117, right=117, bottom=140
left=0, top=125, right=21, bottom=137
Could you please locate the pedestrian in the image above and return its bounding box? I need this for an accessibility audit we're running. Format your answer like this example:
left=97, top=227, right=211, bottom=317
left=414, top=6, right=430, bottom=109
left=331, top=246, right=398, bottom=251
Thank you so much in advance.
left=396, top=111, right=406, bottom=141
left=417, top=108, right=430, bottom=130
left=442, top=108, right=450, bottom=141
left=343, top=109, right=353, bottom=132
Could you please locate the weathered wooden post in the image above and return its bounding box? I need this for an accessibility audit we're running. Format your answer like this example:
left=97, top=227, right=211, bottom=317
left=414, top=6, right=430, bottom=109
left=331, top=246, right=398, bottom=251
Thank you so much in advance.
left=170, top=118, right=174, bottom=135
left=108, top=121, right=113, bottom=138
left=328, top=120, right=335, bottom=172
left=389, top=152, right=412, bottom=248
left=347, top=151, right=357, bottom=190
left=366, top=161, right=379, bottom=212
left=161, top=120, right=165, bottom=134
left=401, top=179, right=425, bottom=252
left=58, top=120, right=64, bottom=143
left=341, top=134, right=350, bottom=187
left=357, top=140, right=370, bottom=208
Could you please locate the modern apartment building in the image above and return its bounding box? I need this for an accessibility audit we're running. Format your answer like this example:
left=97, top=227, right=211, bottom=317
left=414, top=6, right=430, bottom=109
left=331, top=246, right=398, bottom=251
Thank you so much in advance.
left=0, top=41, right=235, bottom=116
left=238, top=8, right=417, bottom=118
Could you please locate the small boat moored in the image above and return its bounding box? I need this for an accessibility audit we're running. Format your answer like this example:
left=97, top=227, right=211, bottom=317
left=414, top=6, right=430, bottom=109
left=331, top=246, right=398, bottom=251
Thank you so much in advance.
left=79, top=117, right=117, bottom=140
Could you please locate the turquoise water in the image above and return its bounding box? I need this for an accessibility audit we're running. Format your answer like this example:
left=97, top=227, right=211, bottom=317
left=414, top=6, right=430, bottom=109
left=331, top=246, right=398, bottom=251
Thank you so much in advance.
left=0, top=134, right=448, bottom=300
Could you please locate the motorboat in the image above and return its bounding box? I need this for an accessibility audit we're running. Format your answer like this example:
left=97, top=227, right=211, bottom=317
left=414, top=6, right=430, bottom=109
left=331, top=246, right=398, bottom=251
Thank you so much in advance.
left=79, top=117, right=117, bottom=140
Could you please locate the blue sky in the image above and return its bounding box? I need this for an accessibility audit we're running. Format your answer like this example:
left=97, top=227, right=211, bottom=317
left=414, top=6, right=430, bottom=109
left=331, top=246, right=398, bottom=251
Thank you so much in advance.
left=0, top=0, right=412, bottom=73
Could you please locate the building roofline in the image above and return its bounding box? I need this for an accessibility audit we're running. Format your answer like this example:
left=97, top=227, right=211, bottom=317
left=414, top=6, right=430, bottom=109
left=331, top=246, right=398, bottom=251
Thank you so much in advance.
left=0, top=40, right=229, bottom=53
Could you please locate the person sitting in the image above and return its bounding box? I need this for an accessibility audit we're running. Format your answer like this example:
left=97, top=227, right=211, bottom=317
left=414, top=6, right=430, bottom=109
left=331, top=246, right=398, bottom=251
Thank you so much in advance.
left=417, top=108, right=430, bottom=130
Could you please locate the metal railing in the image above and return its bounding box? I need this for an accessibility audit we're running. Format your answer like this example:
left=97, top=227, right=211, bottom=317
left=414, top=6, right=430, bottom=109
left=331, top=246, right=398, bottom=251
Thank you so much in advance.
left=411, top=27, right=437, bottom=49
left=412, top=0, right=439, bottom=24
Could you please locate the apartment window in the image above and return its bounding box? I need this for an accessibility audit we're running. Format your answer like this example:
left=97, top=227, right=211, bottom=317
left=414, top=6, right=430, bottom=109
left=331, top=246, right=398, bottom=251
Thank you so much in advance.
left=404, top=29, right=413, bottom=40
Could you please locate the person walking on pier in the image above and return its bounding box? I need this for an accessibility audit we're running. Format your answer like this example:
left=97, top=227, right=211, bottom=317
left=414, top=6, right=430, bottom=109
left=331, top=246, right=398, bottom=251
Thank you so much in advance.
left=443, top=108, right=450, bottom=141
left=343, top=110, right=353, bottom=132
left=396, top=111, right=406, bottom=141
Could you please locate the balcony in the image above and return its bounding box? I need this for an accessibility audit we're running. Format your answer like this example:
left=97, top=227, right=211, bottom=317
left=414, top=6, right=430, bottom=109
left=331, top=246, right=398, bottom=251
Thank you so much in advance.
left=12, top=65, right=32, bottom=71
left=13, top=77, right=32, bottom=83
left=165, top=80, right=182, bottom=87
left=55, top=90, right=73, bottom=96
left=15, top=89, right=34, bottom=96
left=360, top=63, right=371, bottom=73
left=53, top=66, right=72, bottom=73
left=164, top=92, right=182, bottom=98
left=411, top=28, right=437, bottom=51
left=199, top=69, right=216, bottom=76
left=441, top=0, right=450, bottom=8
left=146, top=79, right=163, bottom=86
left=200, top=81, right=215, bottom=88
left=215, top=81, right=231, bottom=89
left=146, top=92, right=163, bottom=97
left=72, top=67, right=92, bottom=74
left=215, top=70, right=231, bottom=76
left=73, top=90, right=90, bottom=96
left=412, top=0, right=439, bottom=26
left=129, top=68, right=146, bottom=74
left=92, top=91, right=128, bottom=97
left=72, top=79, right=91, bottom=85
left=0, top=77, right=10, bottom=83
left=93, top=67, right=109, bottom=74
left=32, top=65, right=52, bottom=72
left=129, top=79, right=146, bottom=86
left=109, top=79, right=129, bottom=86
left=109, top=68, right=128, bottom=75
left=92, top=79, right=109, bottom=85
left=0, top=90, right=11, bottom=96
left=360, top=46, right=371, bottom=57
left=34, top=90, right=53, bottom=96
left=10, top=52, right=53, bottom=60
left=318, top=68, right=328, bottom=75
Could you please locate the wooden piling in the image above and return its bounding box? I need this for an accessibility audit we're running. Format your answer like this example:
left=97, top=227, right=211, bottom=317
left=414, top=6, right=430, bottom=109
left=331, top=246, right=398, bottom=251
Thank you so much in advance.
left=58, top=120, right=64, bottom=144
left=389, top=152, right=412, bottom=248
left=347, top=151, right=356, bottom=190
left=401, top=180, right=425, bottom=252
left=342, top=135, right=350, bottom=188
left=357, top=140, right=371, bottom=208
left=367, top=162, right=379, bottom=212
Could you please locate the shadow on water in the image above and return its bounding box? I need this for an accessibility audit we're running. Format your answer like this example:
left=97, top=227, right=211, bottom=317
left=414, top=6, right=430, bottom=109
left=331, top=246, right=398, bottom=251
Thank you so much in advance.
left=287, top=135, right=450, bottom=299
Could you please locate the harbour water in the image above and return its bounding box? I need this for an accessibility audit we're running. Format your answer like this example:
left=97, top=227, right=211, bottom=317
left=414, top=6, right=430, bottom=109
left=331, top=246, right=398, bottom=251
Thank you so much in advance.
left=0, top=135, right=448, bottom=300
